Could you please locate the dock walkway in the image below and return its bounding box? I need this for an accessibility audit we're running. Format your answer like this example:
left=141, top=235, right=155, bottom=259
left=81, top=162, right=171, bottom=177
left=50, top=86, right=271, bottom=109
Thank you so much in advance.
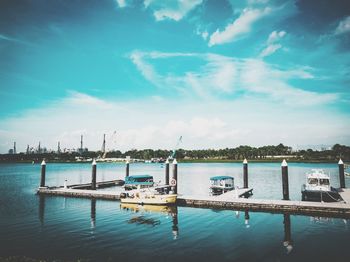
left=37, top=186, right=350, bottom=218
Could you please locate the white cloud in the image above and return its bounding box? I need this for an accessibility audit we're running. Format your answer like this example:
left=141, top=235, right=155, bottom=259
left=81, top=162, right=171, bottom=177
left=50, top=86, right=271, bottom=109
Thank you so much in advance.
left=259, top=44, right=282, bottom=57
left=259, top=30, right=286, bottom=57
left=267, top=30, right=286, bottom=44
left=195, top=28, right=209, bottom=40
left=202, top=31, right=208, bottom=40
left=209, top=7, right=271, bottom=46
left=0, top=33, right=33, bottom=46
left=248, top=0, right=270, bottom=4
left=65, top=91, right=114, bottom=109
left=1, top=92, right=348, bottom=153
left=335, top=16, right=350, bottom=35
left=130, top=50, right=336, bottom=105
left=145, top=0, right=203, bottom=21
left=116, top=0, right=127, bottom=8
left=130, top=51, right=238, bottom=97
left=240, top=59, right=335, bottom=105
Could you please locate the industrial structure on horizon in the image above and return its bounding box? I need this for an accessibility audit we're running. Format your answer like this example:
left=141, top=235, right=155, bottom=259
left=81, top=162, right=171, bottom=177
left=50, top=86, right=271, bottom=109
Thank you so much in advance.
left=8, top=134, right=90, bottom=155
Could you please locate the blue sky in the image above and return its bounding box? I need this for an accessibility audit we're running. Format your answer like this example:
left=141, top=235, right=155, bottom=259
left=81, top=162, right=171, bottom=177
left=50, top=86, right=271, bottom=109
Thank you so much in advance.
left=0, top=0, right=350, bottom=153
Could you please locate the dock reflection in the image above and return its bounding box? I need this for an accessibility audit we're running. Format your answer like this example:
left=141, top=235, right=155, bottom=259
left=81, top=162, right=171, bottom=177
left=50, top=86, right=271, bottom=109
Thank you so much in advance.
left=39, top=195, right=350, bottom=255
left=38, top=194, right=45, bottom=226
left=283, top=214, right=293, bottom=254
left=91, top=198, right=96, bottom=229
left=244, top=210, right=250, bottom=228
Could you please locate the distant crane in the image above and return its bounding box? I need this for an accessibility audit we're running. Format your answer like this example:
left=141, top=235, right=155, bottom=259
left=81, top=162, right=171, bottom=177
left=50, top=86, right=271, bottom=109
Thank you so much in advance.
left=169, top=136, right=183, bottom=160
left=101, top=131, right=117, bottom=159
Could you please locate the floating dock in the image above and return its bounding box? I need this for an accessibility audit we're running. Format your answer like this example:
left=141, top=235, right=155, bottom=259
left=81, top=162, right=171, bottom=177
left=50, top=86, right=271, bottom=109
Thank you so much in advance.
left=37, top=185, right=350, bottom=218
left=37, top=158, right=350, bottom=218
left=177, top=190, right=350, bottom=218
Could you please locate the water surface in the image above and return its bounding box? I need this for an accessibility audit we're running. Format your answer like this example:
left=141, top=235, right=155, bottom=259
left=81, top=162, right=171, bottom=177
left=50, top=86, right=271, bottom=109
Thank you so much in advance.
left=0, top=162, right=349, bottom=261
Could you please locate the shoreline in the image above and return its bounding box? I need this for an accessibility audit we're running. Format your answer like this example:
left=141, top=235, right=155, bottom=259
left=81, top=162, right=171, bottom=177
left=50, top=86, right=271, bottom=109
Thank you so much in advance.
left=0, top=159, right=343, bottom=164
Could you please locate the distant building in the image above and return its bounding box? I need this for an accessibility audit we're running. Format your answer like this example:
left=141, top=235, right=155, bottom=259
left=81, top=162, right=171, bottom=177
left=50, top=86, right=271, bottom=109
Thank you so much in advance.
left=8, top=149, right=14, bottom=154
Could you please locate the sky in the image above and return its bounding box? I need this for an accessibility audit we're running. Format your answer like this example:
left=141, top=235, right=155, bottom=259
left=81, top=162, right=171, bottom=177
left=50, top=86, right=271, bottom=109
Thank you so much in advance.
left=0, top=0, right=350, bottom=153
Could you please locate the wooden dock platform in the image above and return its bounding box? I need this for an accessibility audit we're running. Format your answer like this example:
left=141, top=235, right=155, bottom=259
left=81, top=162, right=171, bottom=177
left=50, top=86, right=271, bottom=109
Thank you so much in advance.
left=37, top=186, right=350, bottom=218
left=339, top=188, right=350, bottom=203
left=177, top=195, right=350, bottom=218
left=38, top=187, right=121, bottom=200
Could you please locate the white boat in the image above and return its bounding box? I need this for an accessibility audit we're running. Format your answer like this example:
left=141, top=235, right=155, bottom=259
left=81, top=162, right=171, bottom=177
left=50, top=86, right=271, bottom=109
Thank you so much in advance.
left=209, top=176, right=234, bottom=196
left=120, top=185, right=177, bottom=205
left=301, top=169, right=341, bottom=202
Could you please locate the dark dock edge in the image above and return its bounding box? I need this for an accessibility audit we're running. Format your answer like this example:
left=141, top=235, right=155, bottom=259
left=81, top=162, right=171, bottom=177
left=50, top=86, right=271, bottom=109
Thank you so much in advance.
left=176, top=198, right=350, bottom=219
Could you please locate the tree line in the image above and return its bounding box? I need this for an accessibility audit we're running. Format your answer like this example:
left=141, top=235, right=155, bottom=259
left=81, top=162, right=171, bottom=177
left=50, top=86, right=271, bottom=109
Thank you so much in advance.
left=0, top=143, right=349, bottom=162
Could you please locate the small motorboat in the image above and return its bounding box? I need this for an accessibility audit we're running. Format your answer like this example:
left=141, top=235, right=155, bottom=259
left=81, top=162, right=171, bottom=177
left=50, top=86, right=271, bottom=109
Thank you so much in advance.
left=301, top=169, right=341, bottom=202
left=124, top=174, right=154, bottom=190
left=120, top=185, right=177, bottom=205
left=209, top=176, right=234, bottom=196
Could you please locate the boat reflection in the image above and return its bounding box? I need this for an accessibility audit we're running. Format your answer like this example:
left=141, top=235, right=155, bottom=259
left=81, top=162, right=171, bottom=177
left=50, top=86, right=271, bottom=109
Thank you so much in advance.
left=127, top=216, right=161, bottom=226
left=120, top=203, right=179, bottom=239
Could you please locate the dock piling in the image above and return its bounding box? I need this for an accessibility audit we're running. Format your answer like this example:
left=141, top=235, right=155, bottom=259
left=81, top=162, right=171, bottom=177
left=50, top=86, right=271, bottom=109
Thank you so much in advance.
left=126, top=160, right=130, bottom=177
left=40, top=159, right=46, bottom=188
left=339, top=159, right=345, bottom=188
left=165, top=158, right=170, bottom=185
left=172, top=159, right=178, bottom=194
left=243, top=158, right=248, bottom=188
left=91, top=159, right=97, bottom=190
left=281, top=159, right=290, bottom=200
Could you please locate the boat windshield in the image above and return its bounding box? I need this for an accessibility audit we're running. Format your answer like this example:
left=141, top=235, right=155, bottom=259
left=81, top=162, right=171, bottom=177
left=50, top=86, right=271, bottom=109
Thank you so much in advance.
left=308, top=178, right=318, bottom=185
left=319, top=179, right=330, bottom=186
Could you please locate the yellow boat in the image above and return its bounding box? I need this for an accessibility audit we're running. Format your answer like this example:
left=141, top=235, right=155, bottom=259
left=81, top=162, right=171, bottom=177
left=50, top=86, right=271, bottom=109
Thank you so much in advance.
left=120, top=185, right=177, bottom=205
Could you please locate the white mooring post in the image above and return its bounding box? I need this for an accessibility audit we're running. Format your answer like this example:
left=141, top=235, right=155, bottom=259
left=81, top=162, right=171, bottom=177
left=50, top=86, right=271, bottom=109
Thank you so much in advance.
left=165, top=158, right=170, bottom=185
left=281, top=159, right=289, bottom=200
left=243, top=158, right=248, bottom=188
left=339, top=159, right=345, bottom=188
left=125, top=160, right=130, bottom=177
left=40, top=159, right=46, bottom=188
left=91, top=159, right=97, bottom=190
left=172, top=159, right=178, bottom=194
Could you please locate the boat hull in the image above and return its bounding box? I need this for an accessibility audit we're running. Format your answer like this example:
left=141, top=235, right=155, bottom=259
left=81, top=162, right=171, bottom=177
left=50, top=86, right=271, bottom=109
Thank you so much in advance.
left=301, top=187, right=341, bottom=202
left=120, top=194, right=177, bottom=205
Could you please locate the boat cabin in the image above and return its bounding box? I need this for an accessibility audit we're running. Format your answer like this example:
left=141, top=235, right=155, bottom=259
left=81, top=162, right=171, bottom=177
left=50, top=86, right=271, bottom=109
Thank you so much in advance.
left=304, top=169, right=331, bottom=191
left=301, top=169, right=341, bottom=202
left=210, top=176, right=234, bottom=196
left=124, top=175, right=154, bottom=190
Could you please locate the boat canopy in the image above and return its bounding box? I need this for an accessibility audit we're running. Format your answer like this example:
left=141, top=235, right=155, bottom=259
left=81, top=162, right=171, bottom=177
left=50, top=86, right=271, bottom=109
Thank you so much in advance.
left=125, top=175, right=154, bottom=185
left=210, top=176, right=234, bottom=181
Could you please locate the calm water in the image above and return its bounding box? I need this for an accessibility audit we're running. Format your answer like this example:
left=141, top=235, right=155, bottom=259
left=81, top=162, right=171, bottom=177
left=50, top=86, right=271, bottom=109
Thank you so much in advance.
left=0, top=162, right=349, bottom=262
